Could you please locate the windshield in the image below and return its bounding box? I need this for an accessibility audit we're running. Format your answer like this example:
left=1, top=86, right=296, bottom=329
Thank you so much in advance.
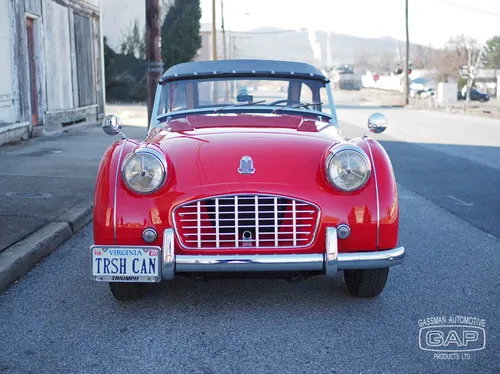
left=155, top=76, right=335, bottom=119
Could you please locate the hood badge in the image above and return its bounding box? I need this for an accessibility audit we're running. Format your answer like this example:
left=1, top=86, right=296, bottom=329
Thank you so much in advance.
left=238, top=156, right=255, bottom=174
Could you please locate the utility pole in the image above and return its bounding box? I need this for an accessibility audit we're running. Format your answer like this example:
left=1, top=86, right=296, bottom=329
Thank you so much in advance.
left=146, top=0, right=162, bottom=127
left=221, top=0, right=227, bottom=60
left=221, top=0, right=228, bottom=101
left=326, top=30, right=331, bottom=69
left=404, top=0, right=410, bottom=105
left=211, top=0, right=217, bottom=60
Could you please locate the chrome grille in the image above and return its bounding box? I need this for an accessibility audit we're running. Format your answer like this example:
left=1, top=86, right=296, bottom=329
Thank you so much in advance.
left=173, top=194, right=320, bottom=249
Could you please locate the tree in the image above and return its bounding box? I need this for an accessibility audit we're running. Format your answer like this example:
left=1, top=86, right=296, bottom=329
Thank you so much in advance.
left=376, top=50, right=398, bottom=74
left=411, top=44, right=433, bottom=69
left=161, top=0, right=174, bottom=19
left=103, top=36, right=115, bottom=88
left=429, top=49, right=455, bottom=82
left=161, top=0, right=202, bottom=70
left=353, top=50, right=377, bottom=74
left=429, top=34, right=485, bottom=84
left=104, top=35, right=148, bottom=103
left=120, top=19, right=146, bottom=59
left=485, top=34, right=500, bottom=69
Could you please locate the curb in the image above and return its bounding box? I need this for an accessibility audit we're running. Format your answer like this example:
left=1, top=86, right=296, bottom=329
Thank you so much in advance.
left=0, top=201, right=93, bottom=294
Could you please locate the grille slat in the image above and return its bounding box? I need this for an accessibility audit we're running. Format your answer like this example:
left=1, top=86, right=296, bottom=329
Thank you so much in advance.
left=180, top=217, right=315, bottom=222
left=174, top=194, right=319, bottom=249
left=179, top=210, right=316, bottom=215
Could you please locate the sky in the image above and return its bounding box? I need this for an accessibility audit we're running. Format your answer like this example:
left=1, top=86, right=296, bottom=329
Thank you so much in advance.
left=199, top=0, right=500, bottom=48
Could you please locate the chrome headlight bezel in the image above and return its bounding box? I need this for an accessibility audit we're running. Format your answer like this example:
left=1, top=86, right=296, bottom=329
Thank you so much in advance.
left=121, top=148, right=167, bottom=194
left=325, top=146, right=372, bottom=192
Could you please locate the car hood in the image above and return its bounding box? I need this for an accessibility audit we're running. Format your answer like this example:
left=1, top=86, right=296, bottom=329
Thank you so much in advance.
left=144, top=114, right=343, bottom=189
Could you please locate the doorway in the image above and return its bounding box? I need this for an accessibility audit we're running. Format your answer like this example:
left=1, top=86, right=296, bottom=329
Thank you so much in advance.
left=26, top=17, right=39, bottom=126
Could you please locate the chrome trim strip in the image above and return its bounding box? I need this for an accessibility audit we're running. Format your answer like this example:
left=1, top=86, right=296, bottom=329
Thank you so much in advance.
left=338, top=246, right=405, bottom=270
left=175, top=254, right=324, bottom=273
left=149, top=83, right=163, bottom=131
left=196, top=201, right=201, bottom=247
left=171, top=193, right=322, bottom=250
left=162, top=228, right=175, bottom=280
left=324, top=227, right=338, bottom=277
left=362, top=137, right=380, bottom=249
left=274, top=197, right=278, bottom=246
left=113, top=139, right=128, bottom=244
left=325, top=82, right=339, bottom=127
left=292, top=200, right=296, bottom=246
left=255, top=196, right=259, bottom=247
left=215, top=199, right=219, bottom=247
left=234, top=196, right=239, bottom=248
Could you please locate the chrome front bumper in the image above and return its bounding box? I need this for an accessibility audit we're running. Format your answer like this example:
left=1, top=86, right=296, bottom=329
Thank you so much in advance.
left=161, top=227, right=405, bottom=280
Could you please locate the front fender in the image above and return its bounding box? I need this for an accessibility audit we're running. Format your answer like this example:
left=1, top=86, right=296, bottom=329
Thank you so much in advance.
left=350, top=137, right=399, bottom=250
left=93, top=138, right=140, bottom=245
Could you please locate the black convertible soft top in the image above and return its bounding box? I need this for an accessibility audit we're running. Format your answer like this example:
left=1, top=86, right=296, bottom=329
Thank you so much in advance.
left=161, top=59, right=329, bottom=83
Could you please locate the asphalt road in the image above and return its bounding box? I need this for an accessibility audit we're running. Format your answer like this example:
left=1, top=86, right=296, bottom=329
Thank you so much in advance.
left=0, top=107, right=499, bottom=373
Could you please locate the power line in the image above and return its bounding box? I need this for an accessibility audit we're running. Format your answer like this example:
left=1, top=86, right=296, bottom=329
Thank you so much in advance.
left=435, top=0, right=500, bottom=17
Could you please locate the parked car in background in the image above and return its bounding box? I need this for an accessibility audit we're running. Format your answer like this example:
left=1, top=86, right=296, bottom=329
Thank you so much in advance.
left=91, top=59, right=405, bottom=301
left=458, top=89, right=490, bottom=102
left=419, top=88, right=435, bottom=98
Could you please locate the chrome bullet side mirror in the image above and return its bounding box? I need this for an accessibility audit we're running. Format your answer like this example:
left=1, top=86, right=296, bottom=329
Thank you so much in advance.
left=367, top=113, right=388, bottom=134
left=102, top=115, right=126, bottom=138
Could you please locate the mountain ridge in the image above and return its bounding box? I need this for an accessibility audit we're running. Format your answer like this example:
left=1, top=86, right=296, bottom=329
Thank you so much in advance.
left=205, top=24, right=432, bottom=73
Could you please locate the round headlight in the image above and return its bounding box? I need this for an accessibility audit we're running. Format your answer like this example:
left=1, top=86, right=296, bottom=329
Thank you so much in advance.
left=326, top=147, right=371, bottom=192
left=122, top=150, right=166, bottom=193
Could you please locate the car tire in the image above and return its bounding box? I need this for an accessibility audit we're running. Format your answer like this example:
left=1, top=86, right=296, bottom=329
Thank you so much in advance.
left=109, top=282, right=143, bottom=301
left=343, top=268, right=389, bottom=297
left=479, top=98, right=485, bottom=102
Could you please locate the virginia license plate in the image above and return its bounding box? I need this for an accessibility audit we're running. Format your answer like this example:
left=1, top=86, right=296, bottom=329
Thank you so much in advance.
left=91, top=246, right=162, bottom=282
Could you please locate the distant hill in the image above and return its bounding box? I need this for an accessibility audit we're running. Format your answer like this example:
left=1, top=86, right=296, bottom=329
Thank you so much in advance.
left=208, top=25, right=433, bottom=74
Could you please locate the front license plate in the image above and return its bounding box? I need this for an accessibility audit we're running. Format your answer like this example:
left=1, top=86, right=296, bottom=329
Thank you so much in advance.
left=91, top=246, right=162, bottom=282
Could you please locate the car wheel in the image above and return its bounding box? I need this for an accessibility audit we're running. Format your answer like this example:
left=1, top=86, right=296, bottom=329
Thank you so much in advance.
left=109, top=282, right=143, bottom=301
left=479, top=98, right=485, bottom=102
left=343, top=268, right=389, bottom=297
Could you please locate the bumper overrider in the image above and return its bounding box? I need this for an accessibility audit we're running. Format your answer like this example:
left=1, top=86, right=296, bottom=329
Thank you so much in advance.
left=91, top=227, right=405, bottom=282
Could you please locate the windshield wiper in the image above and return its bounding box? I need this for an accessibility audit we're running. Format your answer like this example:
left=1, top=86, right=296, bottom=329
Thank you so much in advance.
left=272, top=101, right=322, bottom=114
left=288, top=101, right=322, bottom=108
left=213, top=100, right=267, bottom=113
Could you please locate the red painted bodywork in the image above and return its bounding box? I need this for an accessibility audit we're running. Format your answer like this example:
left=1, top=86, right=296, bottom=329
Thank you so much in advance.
left=93, top=113, right=399, bottom=255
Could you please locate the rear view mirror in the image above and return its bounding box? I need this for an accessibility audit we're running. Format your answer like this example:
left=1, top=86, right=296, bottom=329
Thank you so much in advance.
left=237, top=94, right=253, bottom=102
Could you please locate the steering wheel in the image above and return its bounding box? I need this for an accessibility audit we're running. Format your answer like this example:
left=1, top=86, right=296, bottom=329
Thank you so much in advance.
left=268, top=99, right=302, bottom=106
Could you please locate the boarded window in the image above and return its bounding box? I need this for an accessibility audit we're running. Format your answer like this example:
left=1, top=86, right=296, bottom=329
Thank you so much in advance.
left=74, top=14, right=95, bottom=107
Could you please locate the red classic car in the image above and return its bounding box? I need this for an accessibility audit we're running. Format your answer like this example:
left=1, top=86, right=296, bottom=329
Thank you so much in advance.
left=91, top=59, right=405, bottom=301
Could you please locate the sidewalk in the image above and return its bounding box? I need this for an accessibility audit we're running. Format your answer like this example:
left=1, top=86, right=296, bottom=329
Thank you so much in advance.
left=0, top=110, right=147, bottom=293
